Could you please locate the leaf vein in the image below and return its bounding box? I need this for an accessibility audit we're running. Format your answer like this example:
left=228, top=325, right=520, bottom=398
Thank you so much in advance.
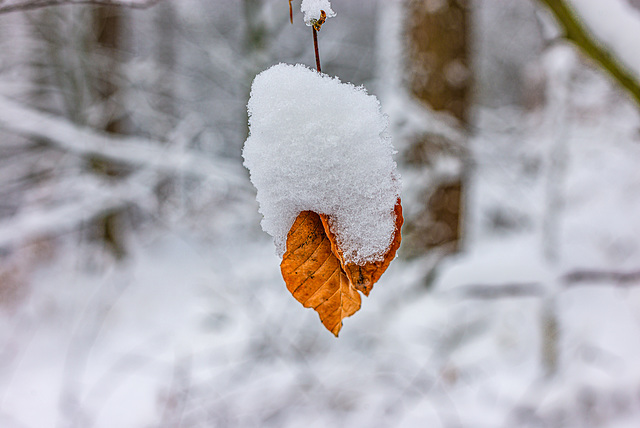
left=292, top=247, right=333, bottom=295
left=313, top=282, right=341, bottom=309
left=288, top=211, right=310, bottom=237
left=290, top=218, right=324, bottom=272
left=303, top=268, right=338, bottom=306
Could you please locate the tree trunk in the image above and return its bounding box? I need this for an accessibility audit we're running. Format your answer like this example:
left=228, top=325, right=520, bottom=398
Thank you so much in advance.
left=91, top=6, right=128, bottom=259
left=93, top=5, right=124, bottom=134
left=406, top=0, right=470, bottom=124
left=402, top=0, right=471, bottom=257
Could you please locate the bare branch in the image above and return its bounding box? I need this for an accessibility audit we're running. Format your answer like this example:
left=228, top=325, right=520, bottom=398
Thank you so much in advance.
left=0, top=0, right=162, bottom=14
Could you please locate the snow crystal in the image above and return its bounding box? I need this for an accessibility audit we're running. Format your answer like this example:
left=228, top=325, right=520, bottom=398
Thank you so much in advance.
left=300, top=0, right=336, bottom=27
left=243, top=63, right=401, bottom=265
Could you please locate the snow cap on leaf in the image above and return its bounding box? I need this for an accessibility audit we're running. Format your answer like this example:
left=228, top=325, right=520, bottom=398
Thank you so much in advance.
left=242, top=63, right=401, bottom=266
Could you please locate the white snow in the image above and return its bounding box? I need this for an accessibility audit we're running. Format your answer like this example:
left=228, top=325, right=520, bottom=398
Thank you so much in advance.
left=243, top=63, right=401, bottom=265
left=300, top=0, right=336, bottom=27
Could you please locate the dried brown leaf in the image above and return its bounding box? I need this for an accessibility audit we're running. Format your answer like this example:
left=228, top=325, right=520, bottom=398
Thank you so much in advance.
left=281, top=211, right=361, bottom=336
left=280, top=200, right=403, bottom=336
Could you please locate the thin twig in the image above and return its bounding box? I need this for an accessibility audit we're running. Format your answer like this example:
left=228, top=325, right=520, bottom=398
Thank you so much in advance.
left=289, top=0, right=293, bottom=24
left=312, top=27, right=321, bottom=73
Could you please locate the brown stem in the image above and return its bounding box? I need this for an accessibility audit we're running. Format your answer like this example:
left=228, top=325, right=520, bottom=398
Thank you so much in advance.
left=289, top=0, right=293, bottom=24
left=313, top=27, right=321, bottom=73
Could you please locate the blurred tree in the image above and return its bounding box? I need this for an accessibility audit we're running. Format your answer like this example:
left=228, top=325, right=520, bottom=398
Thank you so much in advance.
left=402, top=0, right=470, bottom=257
left=27, top=6, right=132, bottom=258
left=406, top=0, right=470, bottom=124
left=93, top=6, right=124, bottom=134
left=90, top=5, right=129, bottom=258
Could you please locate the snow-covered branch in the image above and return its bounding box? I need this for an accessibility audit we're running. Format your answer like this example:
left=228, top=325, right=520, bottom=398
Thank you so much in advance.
left=0, top=0, right=161, bottom=13
left=0, top=173, right=154, bottom=249
left=0, top=96, right=250, bottom=190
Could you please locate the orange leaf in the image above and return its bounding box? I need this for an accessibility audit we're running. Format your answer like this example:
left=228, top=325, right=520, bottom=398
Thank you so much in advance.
left=321, top=199, right=403, bottom=296
left=280, top=200, right=403, bottom=336
left=281, top=211, right=361, bottom=336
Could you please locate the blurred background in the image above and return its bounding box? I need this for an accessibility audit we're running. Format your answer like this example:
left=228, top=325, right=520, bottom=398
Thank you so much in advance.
left=1, top=0, right=640, bottom=426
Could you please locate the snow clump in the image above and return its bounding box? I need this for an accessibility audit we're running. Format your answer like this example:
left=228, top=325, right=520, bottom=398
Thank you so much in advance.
left=243, top=63, right=401, bottom=265
left=301, top=0, right=336, bottom=27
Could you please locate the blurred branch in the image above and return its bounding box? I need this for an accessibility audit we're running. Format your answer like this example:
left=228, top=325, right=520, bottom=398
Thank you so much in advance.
left=447, top=269, right=640, bottom=300
left=537, top=0, right=640, bottom=108
left=0, top=0, right=162, bottom=13
left=0, top=96, right=250, bottom=189
left=452, top=283, right=546, bottom=299
left=563, top=269, right=640, bottom=287
left=0, top=173, right=153, bottom=249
